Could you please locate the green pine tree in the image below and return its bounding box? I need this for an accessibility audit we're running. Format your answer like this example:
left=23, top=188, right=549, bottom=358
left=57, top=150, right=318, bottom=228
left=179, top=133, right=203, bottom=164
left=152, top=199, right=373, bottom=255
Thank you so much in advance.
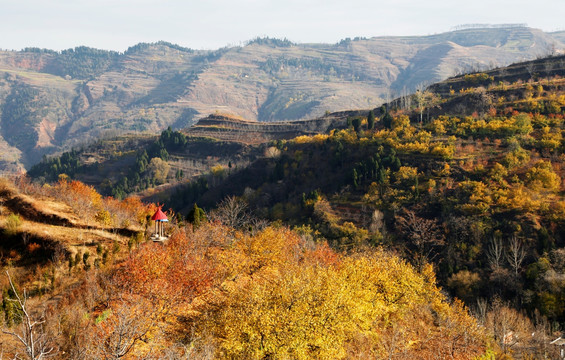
left=368, top=110, right=375, bottom=130
left=187, top=203, right=207, bottom=229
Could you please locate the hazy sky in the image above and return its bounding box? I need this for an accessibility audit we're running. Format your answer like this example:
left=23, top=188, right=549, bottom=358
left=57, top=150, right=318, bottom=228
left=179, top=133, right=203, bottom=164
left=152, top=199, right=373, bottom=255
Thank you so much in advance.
left=1, top=0, right=564, bottom=52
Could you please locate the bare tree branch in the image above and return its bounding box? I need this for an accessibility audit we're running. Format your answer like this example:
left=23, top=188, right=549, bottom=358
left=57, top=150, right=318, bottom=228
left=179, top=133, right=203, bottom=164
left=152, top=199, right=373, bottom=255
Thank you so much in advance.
left=506, top=235, right=526, bottom=277
left=1, top=271, right=57, bottom=360
left=396, top=209, right=444, bottom=270
left=486, top=237, right=504, bottom=271
left=210, top=196, right=251, bottom=229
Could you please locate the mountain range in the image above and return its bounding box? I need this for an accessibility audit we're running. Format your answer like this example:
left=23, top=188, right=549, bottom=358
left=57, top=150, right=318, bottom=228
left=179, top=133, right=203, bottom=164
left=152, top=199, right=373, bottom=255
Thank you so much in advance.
left=0, top=26, right=563, bottom=171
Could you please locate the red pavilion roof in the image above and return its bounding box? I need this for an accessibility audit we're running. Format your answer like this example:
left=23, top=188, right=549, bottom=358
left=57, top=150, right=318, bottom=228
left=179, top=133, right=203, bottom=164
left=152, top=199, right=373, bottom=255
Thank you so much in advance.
left=151, top=208, right=168, bottom=221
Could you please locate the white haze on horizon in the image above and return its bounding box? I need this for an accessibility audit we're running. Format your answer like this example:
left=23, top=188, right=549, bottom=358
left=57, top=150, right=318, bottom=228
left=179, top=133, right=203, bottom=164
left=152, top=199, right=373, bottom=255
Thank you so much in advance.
left=0, top=0, right=563, bottom=52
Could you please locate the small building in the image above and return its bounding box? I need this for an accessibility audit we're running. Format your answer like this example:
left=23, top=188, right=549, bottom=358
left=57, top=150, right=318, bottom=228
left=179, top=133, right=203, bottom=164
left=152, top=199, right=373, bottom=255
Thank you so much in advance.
left=151, top=207, right=169, bottom=242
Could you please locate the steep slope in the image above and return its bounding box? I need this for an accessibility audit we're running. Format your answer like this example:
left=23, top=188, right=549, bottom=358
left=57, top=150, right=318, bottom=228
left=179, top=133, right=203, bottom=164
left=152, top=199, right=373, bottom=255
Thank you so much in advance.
left=27, top=110, right=360, bottom=201
left=0, top=178, right=146, bottom=269
left=1, top=27, right=563, bottom=171
left=0, top=175, right=489, bottom=359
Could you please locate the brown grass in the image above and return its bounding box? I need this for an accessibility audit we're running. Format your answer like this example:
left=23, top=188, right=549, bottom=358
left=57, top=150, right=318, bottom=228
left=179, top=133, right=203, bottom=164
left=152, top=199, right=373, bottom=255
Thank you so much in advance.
left=0, top=177, right=133, bottom=260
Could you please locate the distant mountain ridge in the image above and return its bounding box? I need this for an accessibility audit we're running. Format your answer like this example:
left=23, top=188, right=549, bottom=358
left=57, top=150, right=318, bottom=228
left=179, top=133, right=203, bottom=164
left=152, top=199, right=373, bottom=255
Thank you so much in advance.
left=0, top=26, right=563, bottom=171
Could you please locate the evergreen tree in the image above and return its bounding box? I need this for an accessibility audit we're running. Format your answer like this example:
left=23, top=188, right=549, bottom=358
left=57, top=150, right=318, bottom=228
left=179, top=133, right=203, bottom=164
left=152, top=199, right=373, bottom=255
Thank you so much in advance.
left=382, top=112, right=393, bottom=130
left=352, top=168, right=359, bottom=188
left=2, top=286, right=23, bottom=326
left=352, top=117, right=362, bottom=133
left=187, top=203, right=207, bottom=229
left=367, top=110, right=375, bottom=130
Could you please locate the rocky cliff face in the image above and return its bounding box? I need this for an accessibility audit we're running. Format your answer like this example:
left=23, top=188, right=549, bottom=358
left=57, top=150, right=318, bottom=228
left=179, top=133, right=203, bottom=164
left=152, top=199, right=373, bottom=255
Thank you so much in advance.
left=0, top=27, right=563, bottom=171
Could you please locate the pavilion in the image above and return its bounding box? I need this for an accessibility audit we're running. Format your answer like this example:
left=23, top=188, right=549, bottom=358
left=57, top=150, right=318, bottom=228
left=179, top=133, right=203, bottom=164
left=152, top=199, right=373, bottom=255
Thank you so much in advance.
left=151, top=207, right=169, bottom=242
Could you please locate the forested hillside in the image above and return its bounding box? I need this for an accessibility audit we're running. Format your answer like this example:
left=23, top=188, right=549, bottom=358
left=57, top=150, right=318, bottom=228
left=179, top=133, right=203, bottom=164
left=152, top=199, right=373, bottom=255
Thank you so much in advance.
left=0, top=177, right=493, bottom=359
left=4, top=54, right=565, bottom=359
left=154, top=55, right=565, bottom=358
left=27, top=111, right=359, bottom=199
left=1, top=26, right=563, bottom=171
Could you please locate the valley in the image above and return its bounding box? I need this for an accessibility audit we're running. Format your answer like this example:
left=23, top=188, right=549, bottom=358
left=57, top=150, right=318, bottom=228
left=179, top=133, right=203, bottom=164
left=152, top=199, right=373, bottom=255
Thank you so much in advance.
left=1, top=33, right=565, bottom=359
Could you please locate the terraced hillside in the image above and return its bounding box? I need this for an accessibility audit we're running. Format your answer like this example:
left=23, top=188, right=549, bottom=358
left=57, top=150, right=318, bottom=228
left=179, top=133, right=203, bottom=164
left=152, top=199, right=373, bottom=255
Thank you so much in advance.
left=27, top=109, right=363, bottom=203
left=429, top=54, right=565, bottom=95
left=0, top=27, right=563, bottom=171
left=186, top=112, right=362, bottom=144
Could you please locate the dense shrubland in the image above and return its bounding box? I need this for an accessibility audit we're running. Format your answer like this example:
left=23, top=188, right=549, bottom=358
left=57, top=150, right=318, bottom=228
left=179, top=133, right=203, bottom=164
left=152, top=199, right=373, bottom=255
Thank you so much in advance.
left=1, top=175, right=561, bottom=358
left=0, top=180, right=489, bottom=358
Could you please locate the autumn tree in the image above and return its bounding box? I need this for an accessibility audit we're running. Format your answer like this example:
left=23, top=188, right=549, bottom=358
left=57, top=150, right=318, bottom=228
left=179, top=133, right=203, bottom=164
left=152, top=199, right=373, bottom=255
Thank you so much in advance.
left=395, top=209, right=445, bottom=270
left=90, top=299, right=155, bottom=360
left=485, top=299, right=534, bottom=355
left=526, top=160, right=561, bottom=192
left=210, top=196, right=251, bottom=229
left=414, top=88, right=428, bottom=123
left=147, top=157, right=170, bottom=184
left=190, top=238, right=485, bottom=359
left=56, top=178, right=102, bottom=221
left=448, top=270, right=481, bottom=303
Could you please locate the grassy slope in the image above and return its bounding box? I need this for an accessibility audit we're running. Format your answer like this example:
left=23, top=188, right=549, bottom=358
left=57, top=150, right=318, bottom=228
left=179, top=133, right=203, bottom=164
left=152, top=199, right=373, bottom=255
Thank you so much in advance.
left=0, top=179, right=135, bottom=260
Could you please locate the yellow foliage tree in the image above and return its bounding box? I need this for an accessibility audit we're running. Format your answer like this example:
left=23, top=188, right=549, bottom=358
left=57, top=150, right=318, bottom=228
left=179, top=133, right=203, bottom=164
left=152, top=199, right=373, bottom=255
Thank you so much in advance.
left=186, top=227, right=485, bottom=359
left=526, top=160, right=561, bottom=192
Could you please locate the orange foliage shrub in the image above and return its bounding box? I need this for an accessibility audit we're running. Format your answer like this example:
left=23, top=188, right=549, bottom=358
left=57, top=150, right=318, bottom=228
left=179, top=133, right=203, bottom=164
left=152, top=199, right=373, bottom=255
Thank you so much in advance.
left=55, top=178, right=102, bottom=220
left=116, top=227, right=221, bottom=306
left=48, top=178, right=156, bottom=228
left=101, top=196, right=156, bottom=229
left=26, top=242, right=41, bottom=253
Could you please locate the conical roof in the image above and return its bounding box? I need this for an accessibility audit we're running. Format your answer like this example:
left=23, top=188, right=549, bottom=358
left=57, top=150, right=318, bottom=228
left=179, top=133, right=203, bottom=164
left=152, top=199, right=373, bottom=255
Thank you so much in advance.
left=151, top=208, right=168, bottom=221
